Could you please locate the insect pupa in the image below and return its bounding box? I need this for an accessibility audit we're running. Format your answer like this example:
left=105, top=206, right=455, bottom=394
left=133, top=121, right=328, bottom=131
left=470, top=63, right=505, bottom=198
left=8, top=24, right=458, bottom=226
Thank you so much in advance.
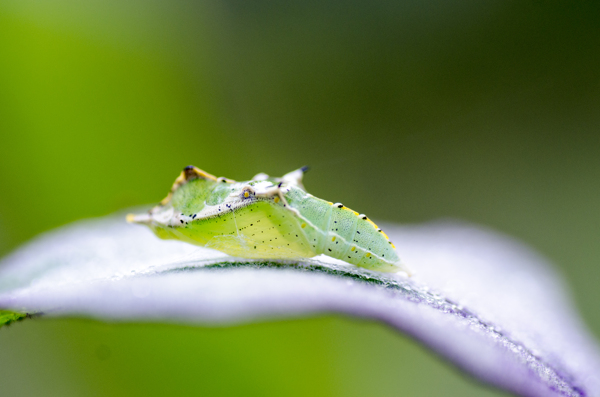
left=127, top=166, right=412, bottom=275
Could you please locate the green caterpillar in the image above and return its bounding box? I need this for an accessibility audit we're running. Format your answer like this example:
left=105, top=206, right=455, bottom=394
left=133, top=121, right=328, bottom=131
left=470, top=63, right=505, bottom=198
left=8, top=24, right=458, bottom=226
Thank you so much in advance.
left=128, top=166, right=411, bottom=274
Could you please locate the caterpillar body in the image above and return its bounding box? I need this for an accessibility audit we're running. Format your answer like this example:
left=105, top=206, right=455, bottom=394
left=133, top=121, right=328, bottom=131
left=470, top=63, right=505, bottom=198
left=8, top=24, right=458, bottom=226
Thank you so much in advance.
left=127, top=166, right=411, bottom=275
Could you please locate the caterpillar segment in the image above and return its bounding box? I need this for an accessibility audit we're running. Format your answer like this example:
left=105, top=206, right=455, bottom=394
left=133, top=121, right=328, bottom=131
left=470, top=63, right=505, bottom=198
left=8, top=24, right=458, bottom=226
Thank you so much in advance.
left=127, top=166, right=412, bottom=275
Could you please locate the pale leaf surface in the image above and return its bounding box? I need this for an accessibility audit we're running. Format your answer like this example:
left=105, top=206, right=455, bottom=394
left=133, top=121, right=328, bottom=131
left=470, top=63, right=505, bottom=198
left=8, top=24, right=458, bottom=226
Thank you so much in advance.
left=0, top=214, right=599, bottom=397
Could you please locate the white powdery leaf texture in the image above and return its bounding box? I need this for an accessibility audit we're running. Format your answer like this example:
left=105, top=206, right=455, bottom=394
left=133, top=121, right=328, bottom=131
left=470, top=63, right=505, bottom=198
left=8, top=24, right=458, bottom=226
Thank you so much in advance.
left=0, top=214, right=599, bottom=397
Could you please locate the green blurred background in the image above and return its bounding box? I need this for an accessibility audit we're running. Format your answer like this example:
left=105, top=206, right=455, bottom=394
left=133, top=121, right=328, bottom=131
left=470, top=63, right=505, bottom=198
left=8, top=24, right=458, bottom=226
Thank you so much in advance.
left=1, top=1, right=598, bottom=395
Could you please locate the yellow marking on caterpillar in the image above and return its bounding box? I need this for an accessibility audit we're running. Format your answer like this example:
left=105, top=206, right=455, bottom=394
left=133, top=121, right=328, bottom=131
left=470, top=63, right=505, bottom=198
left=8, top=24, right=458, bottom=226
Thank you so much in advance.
left=184, top=166, right=218, bottom=182
left=337, top=204, right=371, bottom=221
left=366, top=218, right=381, bottom=231
left=341, top=206, right=353, bottom=213
left=301, top=223, right=307, bottom=228
left=274, top=196, right=280, bottom=203
left=161, top=166, right=218, bottom=205
left=335, top=203, right=388, bottom=240
left=160, top=193, right=173, bottom=206
left=379, top=230, right=390, bottom=240
left=366, top=252, right=372, bottom=258
left=331, top=236, right=336, bottom=242
left=244, top=191, right=250, bottom=198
